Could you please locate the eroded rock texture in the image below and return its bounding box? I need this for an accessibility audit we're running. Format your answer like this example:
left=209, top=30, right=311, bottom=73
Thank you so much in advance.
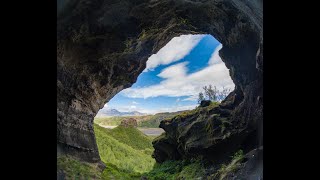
left=57, top=0, right=263, bottom=166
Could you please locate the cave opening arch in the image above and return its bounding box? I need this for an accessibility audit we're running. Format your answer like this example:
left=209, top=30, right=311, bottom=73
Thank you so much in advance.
left=92, top=33, right=238, bottom=174
left=57, top=0, right=263, bottom=164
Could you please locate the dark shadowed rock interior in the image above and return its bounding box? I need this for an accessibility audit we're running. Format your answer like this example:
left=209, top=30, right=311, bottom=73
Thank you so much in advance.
left=57, top=0, right=263, bottom=177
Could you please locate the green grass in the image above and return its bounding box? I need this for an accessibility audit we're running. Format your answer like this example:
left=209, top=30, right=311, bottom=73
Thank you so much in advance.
left=57, top=154, right=207, bottom=180
left=57, top=156, right=103, bottom=180
left=106, top=125, right=153, bottom=151
left=59, top=124, right=157, bottom=179
left=143, top=159, right=206, bottom=180
left=174, top=101, right=220, bottom=120
left=94, top=124, right=156, bottom=174
left=102, top=162, right=141, bottom=180
left=210, top=149, right=244, bottom=180
left=57, top=156, right=141, bottom=180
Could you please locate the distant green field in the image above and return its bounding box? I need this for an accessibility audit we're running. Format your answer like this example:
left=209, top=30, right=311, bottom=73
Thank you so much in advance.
left=94, top=116, right=124, bottom=126
left=94, top=111, right=186, bottom=128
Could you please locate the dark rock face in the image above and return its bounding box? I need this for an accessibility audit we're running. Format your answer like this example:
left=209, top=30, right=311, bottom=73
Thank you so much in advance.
left=120, top=118, right=138, bottom=128
left=221, top=147, right=263, bottom=180
left=57, top=0, right=263, bottom=166
left=152, top=103, right=254, bottom=163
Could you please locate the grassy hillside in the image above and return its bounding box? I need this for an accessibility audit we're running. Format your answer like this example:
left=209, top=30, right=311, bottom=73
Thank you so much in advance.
left=105, top=125, right=154, bottom=151
left=57, top=156, right=103, bottom=179
left=57, top=123, right=155, bottom=180
left=94, top=124, right=155, bottom=174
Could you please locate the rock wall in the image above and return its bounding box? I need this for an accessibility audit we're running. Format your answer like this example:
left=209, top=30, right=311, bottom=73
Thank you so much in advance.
left=57, top=0, right=262, bottom=163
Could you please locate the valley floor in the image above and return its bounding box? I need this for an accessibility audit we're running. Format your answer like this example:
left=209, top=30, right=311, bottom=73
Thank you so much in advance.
left=98, top=124, right=164, bottom=136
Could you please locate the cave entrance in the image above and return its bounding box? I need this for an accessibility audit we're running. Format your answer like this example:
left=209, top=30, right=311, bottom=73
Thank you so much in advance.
left=93, top=34, right=235, bottom=175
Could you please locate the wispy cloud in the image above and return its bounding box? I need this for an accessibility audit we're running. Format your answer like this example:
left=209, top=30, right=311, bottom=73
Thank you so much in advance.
left=145, top=34, right=205, bottom=71
left=121, top=44, right=234, bottom=100
left=139, top=104, right=197, bottom=115
left=208, top=44, right=223, bottom=65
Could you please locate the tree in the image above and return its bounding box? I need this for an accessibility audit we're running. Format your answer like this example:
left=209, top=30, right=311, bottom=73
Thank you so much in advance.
left=218, top=86, right=232, bottom=101
left=203, top=86, right=208, bottom=100
left=198, top=92, right=205, bottom=104
left=204, top=85, right=219, bottom=102
left=201, top=85, right=232, bottom=102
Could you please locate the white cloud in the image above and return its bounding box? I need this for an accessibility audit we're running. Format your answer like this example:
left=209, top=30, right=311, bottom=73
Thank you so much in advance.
left=132, top=101, right=139, bottom=104
left=136, top=104, right=197, bottom=115
left=155, top=104, right=197, bottom=113
left=181, top=95, right=198, bottom=101
left=208, top=44, right=223, bottom=65
left=121, top=43, right=234, bottom=100
left=157, top=62, right=188, bottom=79
left=145, top=34, right=205, bottom=71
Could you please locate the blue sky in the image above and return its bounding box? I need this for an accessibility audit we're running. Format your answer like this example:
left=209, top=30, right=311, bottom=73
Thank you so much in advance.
left=99, top=34, right=234, bottom=114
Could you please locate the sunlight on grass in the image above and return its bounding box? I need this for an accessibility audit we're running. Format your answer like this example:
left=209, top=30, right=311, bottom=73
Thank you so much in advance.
left=94, top=124, right=156, bottom=174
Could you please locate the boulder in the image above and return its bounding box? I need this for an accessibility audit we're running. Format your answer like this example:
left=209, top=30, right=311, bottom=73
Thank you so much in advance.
left=200, top=100, right=211, bottom=107
left=120, top=118, right=138, bottom=128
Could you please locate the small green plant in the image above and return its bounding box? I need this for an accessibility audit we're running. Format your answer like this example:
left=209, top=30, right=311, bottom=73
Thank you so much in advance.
left=211, top=149, right=244, bottom=180
left=177, top=17, right=189, bottom=25
left=221, top=123, right=226, bottom=134
left=144, top=159, right=205, bottom=180
left=124, top=38, right=134, bottom=48
left=139, top=29, right=148, bottom=40
left=231, top=149, right=244, bottom=160
left=205, top=120, right=214, bottom=135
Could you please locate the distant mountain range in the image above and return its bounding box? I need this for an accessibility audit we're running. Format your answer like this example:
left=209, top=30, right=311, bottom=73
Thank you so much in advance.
left=96, top=108, right=147, bottom=117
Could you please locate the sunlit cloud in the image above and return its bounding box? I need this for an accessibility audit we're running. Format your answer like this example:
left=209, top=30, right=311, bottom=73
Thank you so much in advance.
left=121, top=44, right=234, bottom=100
left=145, top=34, right=205, bottom=71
